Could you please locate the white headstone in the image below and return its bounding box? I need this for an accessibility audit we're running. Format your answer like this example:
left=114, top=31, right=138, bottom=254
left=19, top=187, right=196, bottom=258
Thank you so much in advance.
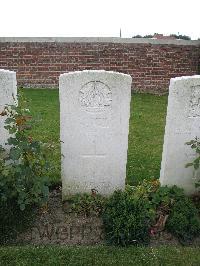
left=0, top=69, right=17, bottom=147
left=59, top=70, right=132, bottom=197
left=160, top=75, right=200, bottom=195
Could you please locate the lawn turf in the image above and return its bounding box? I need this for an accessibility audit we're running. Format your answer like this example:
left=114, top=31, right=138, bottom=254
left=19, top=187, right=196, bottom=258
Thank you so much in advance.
left=0, top=245, right=199, bottom=266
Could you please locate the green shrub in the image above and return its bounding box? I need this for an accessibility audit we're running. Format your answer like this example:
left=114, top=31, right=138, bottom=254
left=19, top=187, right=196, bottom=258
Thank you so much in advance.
left=166, top=197, right=200, bottom=242
left=185, top=137, right=200, bottom=190
left=0, top=200, right=36, bottom=244
left=150, top=185, right=186, bottom=209
left=102, top=188, right=154, bottom=246
left=101, top=181, right=200, bottom=246
left=64, top=191, right=106, bottom=216
left=0, top=92, right=52, bottom=211
left=149, top=185, right=200, bottom=242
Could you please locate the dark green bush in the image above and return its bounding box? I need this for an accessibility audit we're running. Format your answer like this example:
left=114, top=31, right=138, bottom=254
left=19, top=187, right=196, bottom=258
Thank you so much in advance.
left=0, top=200, right=36, bottom=244
left=150, top=185, right=186, bottom=209
left=166, top=197, right=200, bottom=242
left=102, top=189, right=154, bottom=246
left=0, top=93, right=52, bottom=211
left=149, top=185, right=200, bottom=242
left=102, top=180, right=200, bottom=246
left=0, top=92, right=54, bottom=243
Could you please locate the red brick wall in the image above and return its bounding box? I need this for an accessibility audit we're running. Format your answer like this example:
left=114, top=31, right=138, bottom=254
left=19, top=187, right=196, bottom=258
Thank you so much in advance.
left=0, top=39, right=199, bottom=94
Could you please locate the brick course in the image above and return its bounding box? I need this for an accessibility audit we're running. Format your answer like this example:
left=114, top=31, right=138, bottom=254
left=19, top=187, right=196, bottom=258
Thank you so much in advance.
left=0, top=38, right=199, bottom=94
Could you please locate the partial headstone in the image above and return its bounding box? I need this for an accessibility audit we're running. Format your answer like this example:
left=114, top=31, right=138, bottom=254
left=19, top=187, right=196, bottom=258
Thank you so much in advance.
left=0, top=69, right=17, bottom=147
left=160, top=75, right=200, bottom=195
left=59, top=70, right=132, bottom=197
left=0, top=69, right=17, bottom=145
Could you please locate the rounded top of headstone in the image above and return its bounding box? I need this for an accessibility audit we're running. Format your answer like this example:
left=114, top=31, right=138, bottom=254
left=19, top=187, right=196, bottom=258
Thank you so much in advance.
left=0, top=69, right=16, bottom=78
left=59, top=70, right=132, bottom=81
left=171, top=75, right=200, bottom=82
left=0, top=69, right=16, bottom=73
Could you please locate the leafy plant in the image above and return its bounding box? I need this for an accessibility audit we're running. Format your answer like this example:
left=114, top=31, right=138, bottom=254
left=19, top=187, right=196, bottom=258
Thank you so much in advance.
left=126, top=179, right=160, bottom=199
left=150, top=185, right=185, bottom=209
left=166, top=197, right=200, bottom=242
left=149, top=185, right=190, bottom=235
left=185, top=137, right=200, bottom=190
left=102, top=186, right=155, bottom=246
left=64, top=190, right=106, bottom=217
left=0, top=200, right=36, bottom=244
left=0, top=91, right=52, bottom=211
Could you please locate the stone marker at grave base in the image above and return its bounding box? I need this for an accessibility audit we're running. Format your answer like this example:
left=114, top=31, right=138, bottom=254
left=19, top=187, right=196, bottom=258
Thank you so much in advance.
left=0, top=69, right=17, bottom=147
left=59, top=70, right=132, bottom=197
left=160, top=75, right=200, bottom=195
left=16, top=191, right=105, bottom=245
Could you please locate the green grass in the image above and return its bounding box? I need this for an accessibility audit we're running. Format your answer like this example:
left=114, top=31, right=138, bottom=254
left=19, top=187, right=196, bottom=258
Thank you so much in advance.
left=0, top=246, right=200, bottom=266
left=23, top=89, right=61, bottom=183
left=23, top=88, right=168, bottom=185
left=127, top=93, right=168, bottom=185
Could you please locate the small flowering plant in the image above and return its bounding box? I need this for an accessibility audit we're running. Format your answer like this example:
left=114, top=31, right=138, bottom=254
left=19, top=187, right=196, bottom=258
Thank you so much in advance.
left=185, top=137, right=200, bottom=190
left=0, top=91, right=51, bottom=210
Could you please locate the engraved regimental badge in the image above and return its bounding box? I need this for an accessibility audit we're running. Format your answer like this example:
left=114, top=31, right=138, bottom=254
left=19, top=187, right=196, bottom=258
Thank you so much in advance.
left=79, top=81, right=112, bottom=112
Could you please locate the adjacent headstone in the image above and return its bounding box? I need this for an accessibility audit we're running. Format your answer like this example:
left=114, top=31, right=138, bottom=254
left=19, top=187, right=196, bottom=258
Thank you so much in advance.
left=160, top=75, right=200, bottom=195
left=0, top=69, right=17, bottom=147
left=59, top=70, right=132, bottom=197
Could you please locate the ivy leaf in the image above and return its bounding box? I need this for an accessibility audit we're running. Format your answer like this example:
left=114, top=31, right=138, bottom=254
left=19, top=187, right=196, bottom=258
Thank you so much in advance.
left=20, top=203, right=25, bottom=211
left=8, top=127, right=17, bottom=134
left=196, top=148, right=200, bottom=154
left=9, top=148, right=21, bottom=160
left=194, top=163, right=199, bottom=170
left=191, top=144, right=197, bottom=149
left=2, top=169, right=10, bottom=176
left=185, top=140, right=195, bottom=145
left=5, top=117, right=15, bottom=124
left=185, top=163, right=193, bottom=168
left=194, top=157, right=200, bottom=163
left=7, top=137, right=18, bottom=146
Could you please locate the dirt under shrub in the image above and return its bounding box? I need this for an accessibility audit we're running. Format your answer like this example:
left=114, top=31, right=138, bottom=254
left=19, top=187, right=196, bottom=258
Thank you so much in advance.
left=13, top=189, right=200, bottom=246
